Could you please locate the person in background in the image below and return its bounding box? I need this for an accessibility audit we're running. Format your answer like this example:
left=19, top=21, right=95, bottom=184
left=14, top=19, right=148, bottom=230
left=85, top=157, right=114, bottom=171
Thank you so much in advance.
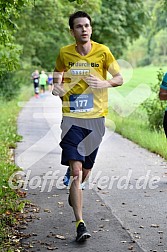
left=47, top=73, right=53, bottom=92
left=31, top=69, right=40, bottom=98
left=159, top=72, right=167, bottom=137
left=39, top=70, right=48, bottom=94
left=52, top=11, right=123, bottom=242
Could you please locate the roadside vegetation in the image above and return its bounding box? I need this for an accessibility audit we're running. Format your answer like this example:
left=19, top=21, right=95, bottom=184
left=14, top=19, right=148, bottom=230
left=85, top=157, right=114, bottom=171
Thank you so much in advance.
left=107, top=66, right=167, bottom=160
left=0, top=86, right=32, bottom=250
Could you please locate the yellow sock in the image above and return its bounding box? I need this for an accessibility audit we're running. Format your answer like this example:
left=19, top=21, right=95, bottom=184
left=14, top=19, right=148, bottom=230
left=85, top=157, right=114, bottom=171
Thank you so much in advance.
left=76, top=219, right=84, bottom=228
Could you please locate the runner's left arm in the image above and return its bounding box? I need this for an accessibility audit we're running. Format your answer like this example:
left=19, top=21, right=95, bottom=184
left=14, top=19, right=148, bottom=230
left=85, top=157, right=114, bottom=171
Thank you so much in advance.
left=85, top=73, right=123, bottom=89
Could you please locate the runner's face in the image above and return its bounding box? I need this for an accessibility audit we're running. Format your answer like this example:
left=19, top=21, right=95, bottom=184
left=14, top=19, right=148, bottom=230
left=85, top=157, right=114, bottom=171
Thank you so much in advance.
left=71, top=17, right=92, bottom=44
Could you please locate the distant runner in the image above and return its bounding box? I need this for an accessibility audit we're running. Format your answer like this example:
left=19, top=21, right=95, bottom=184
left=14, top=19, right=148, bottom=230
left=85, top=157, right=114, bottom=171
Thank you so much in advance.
left=31, top=69, right=40, bottom=98
left=39, top=70, right=48, bottom=94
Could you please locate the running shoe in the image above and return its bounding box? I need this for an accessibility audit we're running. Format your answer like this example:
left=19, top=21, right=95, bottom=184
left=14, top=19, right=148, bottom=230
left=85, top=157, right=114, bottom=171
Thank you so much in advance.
left=76, top=222, right=91, bottom=242
left=81, top=182, right=86, bottom=190
left=63, top=167, right=70, bottom=186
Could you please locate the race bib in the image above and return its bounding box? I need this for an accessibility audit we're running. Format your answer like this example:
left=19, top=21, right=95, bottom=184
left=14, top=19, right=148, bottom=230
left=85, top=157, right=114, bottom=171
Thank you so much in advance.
left=34, top=79, right=39, bottom=83
left=71, top=69, right=90, bottom=76
left=69, top=94, right=93, bottom=113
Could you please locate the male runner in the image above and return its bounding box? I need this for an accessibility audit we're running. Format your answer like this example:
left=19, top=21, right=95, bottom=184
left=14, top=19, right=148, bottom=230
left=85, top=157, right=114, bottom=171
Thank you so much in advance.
left=52, top=11, right=123, bottom=242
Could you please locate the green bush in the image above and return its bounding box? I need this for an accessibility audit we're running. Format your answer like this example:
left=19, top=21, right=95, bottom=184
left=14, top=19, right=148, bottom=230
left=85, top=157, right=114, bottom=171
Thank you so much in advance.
left=142, top=68, right=166, bottom=130
left=0, top=68, right=35, bottom=101
left=137, top=55, right=151, bottom=67
left=0, top=72, right=20, bottom=101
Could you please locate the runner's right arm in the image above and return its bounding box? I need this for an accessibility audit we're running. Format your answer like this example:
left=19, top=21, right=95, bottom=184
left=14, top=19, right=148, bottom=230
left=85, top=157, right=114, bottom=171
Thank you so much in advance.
left=52, top=69, right=65, bottom=96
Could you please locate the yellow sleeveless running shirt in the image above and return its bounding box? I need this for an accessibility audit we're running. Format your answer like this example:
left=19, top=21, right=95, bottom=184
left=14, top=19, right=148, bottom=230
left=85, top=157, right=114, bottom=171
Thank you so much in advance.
left=55, top=40, right=120, bottom=118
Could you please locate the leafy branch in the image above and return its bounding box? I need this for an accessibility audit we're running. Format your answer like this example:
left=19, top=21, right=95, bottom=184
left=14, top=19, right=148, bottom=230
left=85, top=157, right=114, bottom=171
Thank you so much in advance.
left=68, top=0, right=83, bottom=4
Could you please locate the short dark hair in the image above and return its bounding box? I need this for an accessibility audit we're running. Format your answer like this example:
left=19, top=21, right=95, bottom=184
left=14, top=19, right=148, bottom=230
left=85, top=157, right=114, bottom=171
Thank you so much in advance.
left=69, top=11, right=92, bottom=29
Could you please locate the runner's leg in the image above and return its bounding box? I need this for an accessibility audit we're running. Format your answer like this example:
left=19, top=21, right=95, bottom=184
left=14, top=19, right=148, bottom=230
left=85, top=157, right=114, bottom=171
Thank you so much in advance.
left=69, top=160, right=83, bottom=221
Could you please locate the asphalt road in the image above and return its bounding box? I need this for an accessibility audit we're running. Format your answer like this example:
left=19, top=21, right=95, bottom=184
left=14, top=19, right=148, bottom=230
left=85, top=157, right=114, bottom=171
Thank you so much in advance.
left=15, top=92, right=167, bottom=252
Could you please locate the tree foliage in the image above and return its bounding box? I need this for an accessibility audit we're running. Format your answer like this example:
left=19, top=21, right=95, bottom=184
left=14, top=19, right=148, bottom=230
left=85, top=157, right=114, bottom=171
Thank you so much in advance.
left=145, top=0, right=167, bottom=65
left=92, top=0, right=148, bottom=58
left=150, top=29, right=167, bottom=65
left=122, top=0, right=167, bottom=67
left=15, top=0, right=101, bottom=70
left=0, top=0, right=148, bottom=74
left=14, top=0, right=147, bottom=70
left=68, top=0, right=83, bottom=3
left=151, top=0, right=167, bottom=35
left=1, top=0, right=167, bottom=101
left=0, top=0, right=30, bottom=76
left=123, top=37, right=148, bottom=67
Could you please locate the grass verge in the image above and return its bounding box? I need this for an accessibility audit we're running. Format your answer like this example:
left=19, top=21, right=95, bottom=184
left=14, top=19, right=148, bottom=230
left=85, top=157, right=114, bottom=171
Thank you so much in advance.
left=0, top=86, right=32, bottom=251
left=107, top=65, right=167, bottom=160
left=106, top=110, right=167, bottom=160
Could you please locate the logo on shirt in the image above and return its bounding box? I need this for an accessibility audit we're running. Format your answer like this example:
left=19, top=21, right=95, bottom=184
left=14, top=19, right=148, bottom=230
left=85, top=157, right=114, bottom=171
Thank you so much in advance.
left=69, top=62, right=99, bottom=67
